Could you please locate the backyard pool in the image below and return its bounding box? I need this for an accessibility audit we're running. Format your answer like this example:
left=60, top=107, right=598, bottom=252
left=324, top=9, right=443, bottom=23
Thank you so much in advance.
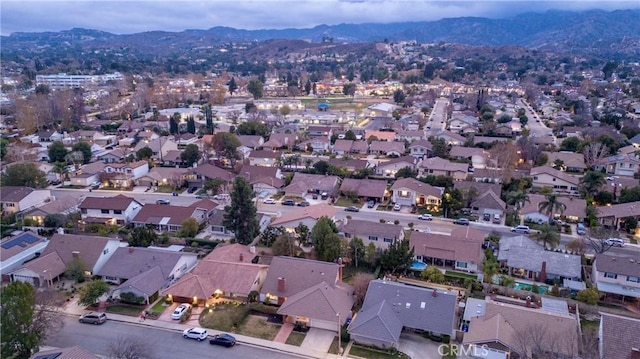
left=410, top=261, right=427, bottom=271
left=514, top=281, right=548, bottom=294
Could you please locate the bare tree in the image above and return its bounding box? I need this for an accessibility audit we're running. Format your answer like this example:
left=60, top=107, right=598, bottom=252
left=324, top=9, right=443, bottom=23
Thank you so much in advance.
left=584, top=227, right=616, bottom=254
left=107, top=335, right=156, bottom=359
left=583, top=142, right=609, bottom=169
left=351, top=272, right=375, bottom=307
left=33, top=288, right=65, bottom=347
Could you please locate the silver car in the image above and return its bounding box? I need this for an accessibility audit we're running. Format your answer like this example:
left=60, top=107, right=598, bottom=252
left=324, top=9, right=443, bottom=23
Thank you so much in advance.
left=183, top=327, right=208, bottom=341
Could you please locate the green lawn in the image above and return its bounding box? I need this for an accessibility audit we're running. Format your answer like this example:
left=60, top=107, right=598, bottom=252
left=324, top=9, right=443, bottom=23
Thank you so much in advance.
left=149, top=299, right=169, bottom=316
left=105, top=304, right=144, bottom=316
left=349, top=345, right=410, bottom=359
left=445, top=271, right=478, bottom=280
left=285, top=331, right=306, bottom=346
left=328, top=337, right=341, bottom=354
left=156, top=185, right=177, bottom=193
left=334, top=197, right=359, bottom=207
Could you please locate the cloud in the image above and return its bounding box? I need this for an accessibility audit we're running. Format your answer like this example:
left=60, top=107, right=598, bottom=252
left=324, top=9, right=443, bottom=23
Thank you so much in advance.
left=1, top=0, right=637, bottom=36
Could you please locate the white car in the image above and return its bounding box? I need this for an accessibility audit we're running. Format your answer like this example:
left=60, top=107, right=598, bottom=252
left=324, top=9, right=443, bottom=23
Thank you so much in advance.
left=183, top=327, right=208, bottom=341
left=393, top=203, right=402, bottom=211
left=510, top=225, right=531, bottom=234
left=418, top=214, right=433, bottom=221
left=263, top=198, right=276, bottom=204
left=171, top=303, right=192, bottom=320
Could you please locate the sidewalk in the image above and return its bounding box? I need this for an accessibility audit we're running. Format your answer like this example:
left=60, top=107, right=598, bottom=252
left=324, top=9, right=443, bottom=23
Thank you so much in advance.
left=64, top=299, right=342, bottom=359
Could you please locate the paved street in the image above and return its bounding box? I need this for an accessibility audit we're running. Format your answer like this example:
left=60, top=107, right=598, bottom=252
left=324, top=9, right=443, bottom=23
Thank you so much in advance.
left=46, top=315, right=307, bottom=359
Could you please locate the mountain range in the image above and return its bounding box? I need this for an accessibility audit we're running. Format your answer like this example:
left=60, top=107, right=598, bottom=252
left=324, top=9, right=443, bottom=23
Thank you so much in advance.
left=2, top=9, right=639, bottom=60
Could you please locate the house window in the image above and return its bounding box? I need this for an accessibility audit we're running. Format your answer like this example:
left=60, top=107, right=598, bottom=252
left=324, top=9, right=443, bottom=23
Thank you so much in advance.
left=533, top=176, right=538, bottom=180
left=383, top=238, right=393, bottom=243
left=113, top=210, right=122, bottom=214
left=103, top=248, right=109, bottom=255
left=101, top=209, right=109, bottom=214
left=604, top=272, right=617, bottom=279
left=368, top=236, right=378, bottom=241
left=81, top=209, right=87, bottom=214
left=627, top=276, right=640, bottom=283
left=345, top=233, right=352, bottom=239
left=456, top=261, right=468, bottom=268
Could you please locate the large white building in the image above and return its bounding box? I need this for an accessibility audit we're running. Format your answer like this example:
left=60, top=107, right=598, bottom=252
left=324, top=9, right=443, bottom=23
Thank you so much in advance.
left=36, top=72, right=123, bottom=89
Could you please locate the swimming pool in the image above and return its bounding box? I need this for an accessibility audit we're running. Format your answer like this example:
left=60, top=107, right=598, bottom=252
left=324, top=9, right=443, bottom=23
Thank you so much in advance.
left=410, top=261, right=427, bottom=271
left=514, top=281, right=548, bottom=294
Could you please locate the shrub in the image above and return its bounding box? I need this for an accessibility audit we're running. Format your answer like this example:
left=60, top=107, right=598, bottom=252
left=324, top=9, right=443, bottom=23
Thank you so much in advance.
left=576, top=287, right=600, bottom=305
left=120, top=292, right=145, bottom=304
left=393, top=220, right=400, bottom=225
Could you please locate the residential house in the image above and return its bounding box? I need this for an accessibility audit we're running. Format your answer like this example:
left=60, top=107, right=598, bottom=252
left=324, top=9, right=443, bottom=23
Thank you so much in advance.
left=592, top=252, right=640, bottom=299
left=448, top=112, right=478, bottom=132
left=102, top=161, right=149, bottom=188
left=408, top=140, right=432, bottom=159
left=30, top=346, right=101, bottom=359
left=594, top=153, right=640, bottom=177
left=542, top=151, right=586, bottom=173
left=239, top=165, right=284, bottom=196
left=348, top=280, right=457, bottom=348
left=453, top=181, right=502, bottom=203
left=599, top=313, right=640, bottom=359
left=161, top=150, right=185, bottom=167
left=9, top=233, right=122, bottom=287
left=340, top=219, right=404, bottom=249
left=339, top=178, right=387, bottom=203
left=97, top=246, right=197, bottom=304
left=260, top=256, right=353, bottom=331
left=395, top=130, right=424, bottom=142
left=369, top=140, right=405, bottom=157
left=0, top=187, right=52, bottom=214
left=596, top=201, right=640, bottom=230
left=521, top=194, right=587, bottom=224
left=174, top=133, right=199, bottom=149
left=375, top=156, right=417, bottom=178
left=137, top=167, right=188, bottom=188
left=269, top=204, right=338, bottom=232
left=306, top=125, right=333, bottom=138
left=410, top=230, right=484, bottom=273
left=183, top=163, right=234, bottom=189
left=23, top=196, right=79, bottom=226
left=0, top=232, right=48, bottom=275
left=365, top=130, right=396, bottom=142
left=449, top=146, right=489, bottom=169
left=298, top=137, right=330, bottom=154
left=97, top=148, right=131, bottom=163
left=131, top=201, right=214, bottom=233
left=262, top=133, right=297, bottom=151
left=463, top=296, right=580, bottom=359
left=79, top=195, right=143, bottom=226
left=327, top=158, right=370, bottom=173
left=530, top=166, right=580, bottom=194
left=332, top=140, right=368, bottom=156
left=470, top=191, right=506, bottom=220
left=390, top=178, right=443, bottom=208
left=248, top=150, right=282, bottom=167
left=418, top=157, right=469, bottom=181
left=132, top=136, right=178, bottom=162
left=165, top=244, right=268, bottom=304
left=69, top=161, right=104, bottom=187
left=367, top=103, right=400, bottom=117
left=237, top=135, right=265, bottom=150
left=431, top=130, right=466, bottom=146
left=501, top=246, right=582, bottom=283
left=35, top=129, right=63, bottom=143
left=283, top=173, right=340, bottom=198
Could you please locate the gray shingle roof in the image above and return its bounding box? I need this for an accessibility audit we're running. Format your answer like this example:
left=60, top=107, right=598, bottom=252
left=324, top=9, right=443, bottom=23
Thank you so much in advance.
left=356, top=280, right=457, bottom=336
left=348, top=299, right=403, bottom=345
left=505, top=246, right=582, bottom=279
left=261, top=256, right=340, bottom=297
left=97, top=247, right=195, bottom=280
left=594, top=252, right=640, bottom=277
left=277, top=281, right=354, bottom=323
left=600, top=312, right=640, bottom=359
left=341, top=220, right=403, bottom=241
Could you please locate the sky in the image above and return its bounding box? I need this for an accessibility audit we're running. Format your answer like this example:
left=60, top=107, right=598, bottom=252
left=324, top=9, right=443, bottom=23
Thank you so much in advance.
left=1, top=0, right=637, bottom=36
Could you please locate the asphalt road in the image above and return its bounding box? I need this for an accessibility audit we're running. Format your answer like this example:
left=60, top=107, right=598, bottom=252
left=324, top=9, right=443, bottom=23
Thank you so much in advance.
left=426, top=98, right=449, bottom=131
left=45, top=315, right=304, bottom=359
left=520, top=98, right=557, bottom=144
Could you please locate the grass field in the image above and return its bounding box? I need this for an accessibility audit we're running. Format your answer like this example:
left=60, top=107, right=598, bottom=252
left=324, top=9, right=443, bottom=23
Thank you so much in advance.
left=236, top=315, right=280, bottom=340
left=349, top=345, right=410, bottom=359
left=285, top=331, right=306, bottom=346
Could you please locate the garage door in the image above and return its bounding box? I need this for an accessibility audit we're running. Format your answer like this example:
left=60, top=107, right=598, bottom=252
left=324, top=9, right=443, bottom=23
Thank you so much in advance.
left=12, top=275, right=37, bottom=285
left=309, top=318, right=338, bottom=331
left=472, top=344, right=507, bottom=359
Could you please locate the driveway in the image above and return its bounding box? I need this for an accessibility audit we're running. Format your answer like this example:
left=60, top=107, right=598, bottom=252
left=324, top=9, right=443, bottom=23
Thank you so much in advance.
left=300, top=328, right=335, bottom=353
left=398, top=333, right=442, bottom=359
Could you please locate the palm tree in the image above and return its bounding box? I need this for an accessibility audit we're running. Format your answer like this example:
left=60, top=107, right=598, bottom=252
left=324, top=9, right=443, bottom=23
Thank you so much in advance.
left=580, top=171, right=606, bottom=197
left=534, top=223, right=560, bottom=249
left=482, top=249, right=499, bottom=292
left=506, top=190, right=530, bottom=222
left=53, top=162, right=68, bottom=182
left=304, top=158, right=313, bottom=172
left=538, top=194, right=566, bottom=219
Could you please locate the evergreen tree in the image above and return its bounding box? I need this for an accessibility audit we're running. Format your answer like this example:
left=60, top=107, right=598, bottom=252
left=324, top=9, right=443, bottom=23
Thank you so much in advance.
left=228, top=77, right=238, bottom=95
left=71, top=141, right=92, bottom=164
left=48, top=141, right=68, bottom=163
left=247, top=79, right=264, bottom=100
left=223, top=177, right=260, bottom=244
left=186, top=116, right=196, bottom=134
left=380, top=239, right=414, bottom=275
left=311, top=216, right=343, bottom=262
left=1, top=163, right=47, bottom=188
left=169, top=117, right=179, bottom=135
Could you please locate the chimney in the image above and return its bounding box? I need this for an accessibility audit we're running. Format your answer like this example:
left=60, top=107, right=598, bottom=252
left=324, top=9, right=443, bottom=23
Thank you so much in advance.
left=249, top=245, right=256, bottom=254
left=338, top=258, right=343, bottom=282
left=239, top=253, right=244, bottom=262
left=432, top=289, right=438, bottom=297
left=539, top=261, right=547, bottom=283
left=277, top=277, right=286, bottom=292
left=72, top=251, right=80, bottom=259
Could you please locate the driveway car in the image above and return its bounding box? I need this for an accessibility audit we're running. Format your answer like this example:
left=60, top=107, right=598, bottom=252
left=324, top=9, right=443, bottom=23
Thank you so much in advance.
left=263, top=198, right=276, bottom=204
left=90, top=181, right=101, bottom=190
left=213, top=194, right=230, bottom=201
left=418, top=214, right=433, bottom=221
left=510, top=225, right=531, bottom=234
left=79, top=312, right=107, bottom=325
left=454, top=218, right=470, bottom=225
left=367, top=200, right=375, bottom=208
left=195, top=194, right=209, bottom=199
left=345, top=206, right=360, bottom=212
left=297, top=201, right=310, bottom=207
left=209, top=333, right=236, bottom=347
left=156, top=199, right=171, bottom=205
left=183, top=327, right=208, bottom=341
left=604, top=238, right=625, bottom=247
left=576, top=222, right=587, bottom=235
left=172, top=303, right=192, bottom=320
left=187, top=187, right=198, bottom=194
left=282, top=199, right=295, bottom=206
left=393, top=203, right=402, bottom=211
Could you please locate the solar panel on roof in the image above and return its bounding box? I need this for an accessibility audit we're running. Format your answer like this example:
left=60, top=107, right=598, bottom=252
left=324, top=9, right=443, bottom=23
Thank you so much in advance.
left=1, top=232, right=41, bottom=249
left=33, top=353, right=62, bottom=359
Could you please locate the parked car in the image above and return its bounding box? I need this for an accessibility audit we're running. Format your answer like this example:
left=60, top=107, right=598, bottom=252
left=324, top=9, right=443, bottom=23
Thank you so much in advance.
left=90, top=181, right=101, bottom=190
left=282, top=199, right=295, bottom=206
left=183, top=327, right=208, bottom=341
left=156, top=199, right=171, bottom=205
left=454, top=218, right=470, bottom=225
left=393, top=203, right=402, bottom=211
left=418, top=214, right=433, bottom=221
left=187, top=187, right=198, bottom=194
left=510, top=225, right=531, bottom=234
left=209, top=333, right=236, bottom=347
left=297, top=201, right=310, bottom=207
left=263, top=198, right=276, bottom=204
left=321, top=192, right=329, bottom=200
left=576, top=222, right=587, bottom=235
left=172, top=303, right=192, bottom=320
left=492, top=214, right=501, bottom=224
left=79, top=312, right=107, bottom=325
left=345, top=206, right=360, bottom=212
left=483, top=213, right=491, bottom=221
left=604, top=238, right=625, bottom=247
left=172, top=192, right=179, bottom=196
left=195, top=194, right=209, bottom=199
left=213, top=194, right=230, bottom=201
left=367, top=200, right=375, bottom=208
